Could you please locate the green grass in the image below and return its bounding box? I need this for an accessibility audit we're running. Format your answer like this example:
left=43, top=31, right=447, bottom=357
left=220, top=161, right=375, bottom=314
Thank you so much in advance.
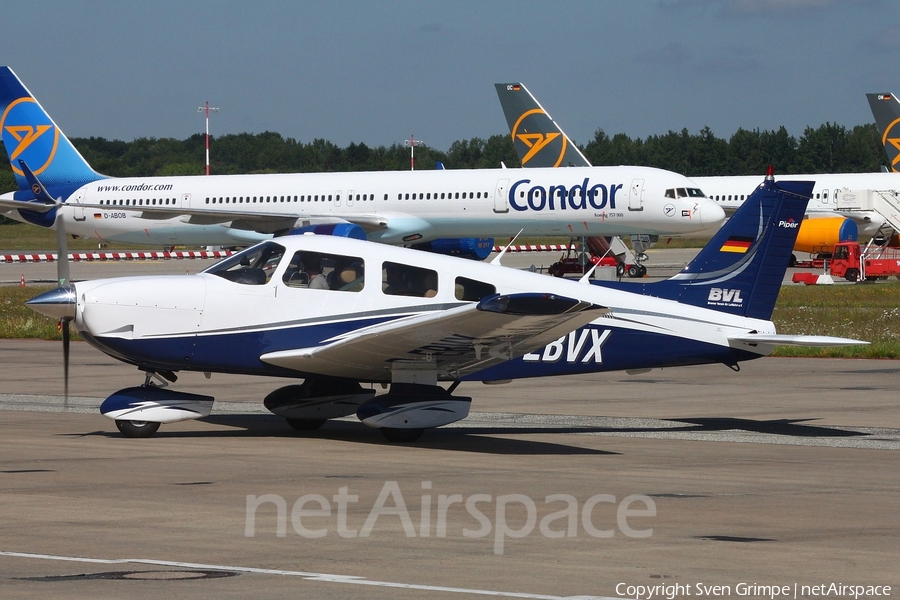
left=0, top=221, right=194, bottom=251
left=0, top=285, right=79, bottom=340
left=769, top=281, right=900, bottom=358
left=4, top=281, right=899, bottom=358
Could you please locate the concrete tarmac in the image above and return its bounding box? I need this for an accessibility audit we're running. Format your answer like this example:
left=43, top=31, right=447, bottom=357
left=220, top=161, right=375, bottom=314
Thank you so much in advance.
left=1, top=339, right=898, bottom=599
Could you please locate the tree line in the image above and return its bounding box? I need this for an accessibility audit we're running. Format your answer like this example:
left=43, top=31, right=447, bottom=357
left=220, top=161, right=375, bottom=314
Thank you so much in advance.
left=0, top=122, right=888, bottom=202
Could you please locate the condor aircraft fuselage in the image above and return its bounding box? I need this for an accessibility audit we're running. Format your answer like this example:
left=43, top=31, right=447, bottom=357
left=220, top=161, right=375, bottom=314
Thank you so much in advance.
left=0, top=66, right=724, bottom=247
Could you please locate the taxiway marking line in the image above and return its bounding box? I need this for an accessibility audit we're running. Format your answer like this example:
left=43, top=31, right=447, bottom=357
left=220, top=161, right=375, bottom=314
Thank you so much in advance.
left=1, top=550, right=616, bottom=599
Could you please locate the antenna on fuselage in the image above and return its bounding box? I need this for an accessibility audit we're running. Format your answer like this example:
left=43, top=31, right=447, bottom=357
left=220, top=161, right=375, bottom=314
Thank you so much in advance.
left=490, top=229, right=524, bottom=266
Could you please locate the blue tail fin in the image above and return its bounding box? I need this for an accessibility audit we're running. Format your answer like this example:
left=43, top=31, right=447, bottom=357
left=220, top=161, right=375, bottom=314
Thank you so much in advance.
left=595, top=174, right=812, bottom=320
left=1, top=66, right=104, bottom=193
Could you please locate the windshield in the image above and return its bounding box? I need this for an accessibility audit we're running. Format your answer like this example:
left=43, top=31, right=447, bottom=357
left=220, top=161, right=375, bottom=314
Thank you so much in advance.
left=204, top=241, right=286, bottom=285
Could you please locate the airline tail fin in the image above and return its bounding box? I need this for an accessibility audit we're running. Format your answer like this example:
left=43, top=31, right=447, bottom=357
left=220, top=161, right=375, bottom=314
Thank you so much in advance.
left=494, top=82, right=591, bottom=168
left=596, top=171, right=812, bottom=321
left=866, top=92, right=900, bottom=173
left=0, top=66, right=104, bottom=194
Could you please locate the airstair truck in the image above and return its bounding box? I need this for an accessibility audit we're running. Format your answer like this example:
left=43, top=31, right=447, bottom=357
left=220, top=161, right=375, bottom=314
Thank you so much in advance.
left=829, top=241, right=900, bottom=281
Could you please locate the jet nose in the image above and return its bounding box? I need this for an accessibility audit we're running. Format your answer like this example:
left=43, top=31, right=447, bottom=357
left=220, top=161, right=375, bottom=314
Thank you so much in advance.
left=695, top=199, right=726, bottom=228
left=26, top=285, right=77, bottom=320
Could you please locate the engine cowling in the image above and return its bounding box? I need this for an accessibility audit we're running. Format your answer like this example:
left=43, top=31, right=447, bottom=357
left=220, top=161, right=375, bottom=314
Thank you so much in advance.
left=794, top=217, right=858, bottom=254
left=412, top=237, right=494, bottom=261
left=288, top=223, right=367, bottom=239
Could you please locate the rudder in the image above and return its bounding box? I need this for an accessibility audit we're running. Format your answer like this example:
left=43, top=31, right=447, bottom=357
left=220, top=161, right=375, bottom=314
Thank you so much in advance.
left=0, top=66, right=103, bottom=192
left=494, top=82, right=591, bottom=168
left=867, top=92, right=900, bottom=173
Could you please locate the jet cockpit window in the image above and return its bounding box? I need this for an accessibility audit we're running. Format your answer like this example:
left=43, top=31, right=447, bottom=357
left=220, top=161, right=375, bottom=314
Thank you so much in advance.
left=204, top=241, right=286, bottom=285
left=282, top=251, right=365, bottom=291
left=454, top=277, right=496, bottom=302
left=686, top=188, right=706, bottom=198
left=665, top=189, right=675, bottom=199
left=382, top=262, right=438, bottom=298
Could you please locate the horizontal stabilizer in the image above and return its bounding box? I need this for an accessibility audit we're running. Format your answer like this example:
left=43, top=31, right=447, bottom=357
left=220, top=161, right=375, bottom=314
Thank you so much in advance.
left=728, top=334, right=869, bottom=347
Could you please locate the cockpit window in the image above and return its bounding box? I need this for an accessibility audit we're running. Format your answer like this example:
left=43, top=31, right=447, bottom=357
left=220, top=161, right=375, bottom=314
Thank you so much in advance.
left=666, top=187, right=706, bottom=199
left=204, top=242, right=285, bottom=285
left=282, top=251, right=364, bottom=292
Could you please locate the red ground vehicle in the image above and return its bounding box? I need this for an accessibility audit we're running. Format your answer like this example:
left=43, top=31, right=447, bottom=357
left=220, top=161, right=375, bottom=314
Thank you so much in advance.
left=829, top=241, right=900, bottom=281
left=547, top=247, right=645, bottom=278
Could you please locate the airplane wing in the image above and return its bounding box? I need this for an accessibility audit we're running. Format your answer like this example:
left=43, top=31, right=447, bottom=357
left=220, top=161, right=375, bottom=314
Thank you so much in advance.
left=260, top=293, right=607, bottom=380
left=75, top=202, right=389, bottom=234
left=0, top=197, right=59, bottom=213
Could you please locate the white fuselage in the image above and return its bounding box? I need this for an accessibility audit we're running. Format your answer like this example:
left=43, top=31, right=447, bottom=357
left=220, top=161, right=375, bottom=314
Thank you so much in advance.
left=3, top=166, right=724, bottom=246
left=695, top=172, right=895, bottom=236
left=70, top=234, right=774, bottom=383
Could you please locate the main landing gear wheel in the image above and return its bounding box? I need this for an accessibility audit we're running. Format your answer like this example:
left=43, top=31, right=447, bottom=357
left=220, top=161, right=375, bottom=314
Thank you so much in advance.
left=380, top=427, right=424, bottom=443
left=627, top=264, right=647, bottom=278
left=286, top=418, right=326, bottom=431
left=115, top=420, right=161, bottom=438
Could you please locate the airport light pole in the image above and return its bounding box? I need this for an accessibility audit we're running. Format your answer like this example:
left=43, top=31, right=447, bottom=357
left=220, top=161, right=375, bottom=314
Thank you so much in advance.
left=198, top=101, right=220, bottom=175
left=404, top=134, right=424, bottom=171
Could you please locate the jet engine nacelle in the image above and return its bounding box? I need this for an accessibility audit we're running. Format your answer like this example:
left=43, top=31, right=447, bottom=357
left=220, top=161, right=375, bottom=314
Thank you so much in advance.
left=412, top=237, right=495, bottom=261
left=794, top=216, right=858, bottom=254
left=100, top=386, right=214, bottom=423
left=288, top=223, right=367, bottom=239
left=356, top=383, right=472, bottom=429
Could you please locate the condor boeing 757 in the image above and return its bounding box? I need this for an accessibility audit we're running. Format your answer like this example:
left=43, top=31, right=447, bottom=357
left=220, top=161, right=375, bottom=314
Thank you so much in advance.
left=0, top=67, right=723, bottom=252
left=496, top=82, right=895, bottom=256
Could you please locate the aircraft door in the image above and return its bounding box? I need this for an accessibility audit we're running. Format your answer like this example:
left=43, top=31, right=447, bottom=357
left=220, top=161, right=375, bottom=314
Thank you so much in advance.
left=71, top=189, right=86, bottom=221
left=347, top=190, right=354, bottom=207
left=494, top=178, right=509, bottom=213
left=179, top=193, right=189, bottom=209
left=628, top=179, right=645, bottom=211
left=334, top=190, right=342, bottom=207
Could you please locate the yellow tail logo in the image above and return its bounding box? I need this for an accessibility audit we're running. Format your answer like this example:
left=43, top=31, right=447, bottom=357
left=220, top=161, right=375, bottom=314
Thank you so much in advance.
left=6, top=125, right=53, bottom=161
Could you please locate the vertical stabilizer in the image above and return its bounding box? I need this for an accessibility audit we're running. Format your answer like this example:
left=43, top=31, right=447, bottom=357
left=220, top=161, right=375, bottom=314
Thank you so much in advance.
left=0, top=66, right=103, bottom=192
left=596, top=174, right=812, bottom=320
left=494, top=82, right=591, bottom=168
left=867, top=93, right=900, bottom=173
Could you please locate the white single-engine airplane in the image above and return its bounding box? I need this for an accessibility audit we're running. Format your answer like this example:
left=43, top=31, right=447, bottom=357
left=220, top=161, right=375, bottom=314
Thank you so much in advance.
left=496, top=82, right=893, bottom=257
left=27, top=170, right=866, bottom=441
left=0, top=67, right=723, bottom=257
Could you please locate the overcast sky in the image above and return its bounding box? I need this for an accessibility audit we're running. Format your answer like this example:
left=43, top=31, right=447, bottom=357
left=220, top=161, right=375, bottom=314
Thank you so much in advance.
left=4, top=0, right=898, bottom=152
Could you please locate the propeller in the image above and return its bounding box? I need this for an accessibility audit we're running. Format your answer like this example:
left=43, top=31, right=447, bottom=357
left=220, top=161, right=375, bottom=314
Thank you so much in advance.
left=56, top=209, right=71, bottom=408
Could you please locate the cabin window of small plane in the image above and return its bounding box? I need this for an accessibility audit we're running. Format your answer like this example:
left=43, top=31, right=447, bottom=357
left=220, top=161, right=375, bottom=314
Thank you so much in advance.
left=281, top=251, right=364, bottom=291
left=454, top=277, right=496, bottom=302
left=382, top=262, right=438, bottom=298
left=206, top=241, right=286, bottom=286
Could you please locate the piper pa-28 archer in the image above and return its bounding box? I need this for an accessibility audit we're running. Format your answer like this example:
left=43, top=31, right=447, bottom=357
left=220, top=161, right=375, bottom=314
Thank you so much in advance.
left=27, top=170, right=866, bottom=441
left=0, top=66, right=724, bottom=257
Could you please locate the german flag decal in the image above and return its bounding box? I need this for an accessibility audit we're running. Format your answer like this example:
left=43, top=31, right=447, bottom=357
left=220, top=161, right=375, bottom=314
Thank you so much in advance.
left=720, top=236, right=754, bottom=253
